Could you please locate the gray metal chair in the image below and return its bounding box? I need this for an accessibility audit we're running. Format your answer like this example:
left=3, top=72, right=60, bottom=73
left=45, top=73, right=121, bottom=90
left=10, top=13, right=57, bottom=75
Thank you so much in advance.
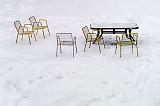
left=56, top=33, right=77, bottom=58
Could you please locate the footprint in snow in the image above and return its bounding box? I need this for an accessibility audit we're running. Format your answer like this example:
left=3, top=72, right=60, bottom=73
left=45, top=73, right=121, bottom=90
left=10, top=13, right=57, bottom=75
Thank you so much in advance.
left=79, top=98, right=102, bottom=106
left=8, top=66, right=13, bottom=70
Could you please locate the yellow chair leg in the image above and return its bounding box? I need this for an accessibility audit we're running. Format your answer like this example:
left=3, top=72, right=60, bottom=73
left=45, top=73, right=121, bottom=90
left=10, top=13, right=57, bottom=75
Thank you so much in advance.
left=136, top=45, right=139, bottom=57
left=115, top=44, right=117, bottom=54
left=16, top=35, right=18, bottom=43
left=73, top=44, right=74, bottom=58
left=21, top=35, right=23, bottom=40
left=42, top=29, right=45, bottom=39
left=132, top=44, right=133, bottom=54
left=33, top=33, right=37, bottom=41
left=84, top=41, right=87, bottom=52
left=98, top=42, right=101, bottom=53
left=120, top=46, right=122, bottom=58
left=47, top=28, right=51, bottom=36
left=36, top=29, right=38, bottom=35
left=60, top=43, right=62, bottom=53
left=28, top=35, right=31, bottom=45
left=75, top=41, right=78, bottom=53
left=89, top=41, right=91, bottom=48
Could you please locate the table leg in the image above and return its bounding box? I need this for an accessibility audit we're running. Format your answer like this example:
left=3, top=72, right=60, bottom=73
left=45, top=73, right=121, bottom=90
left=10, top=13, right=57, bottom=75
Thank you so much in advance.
left=113, top=28, right=115, bottom=34
left=93, top=29, right=102, bottom=44
left=125, top=29, right=128, bottom=37
left=125, top=29, right=134, bottom=41
left=128, top=29, right=135, bottom=41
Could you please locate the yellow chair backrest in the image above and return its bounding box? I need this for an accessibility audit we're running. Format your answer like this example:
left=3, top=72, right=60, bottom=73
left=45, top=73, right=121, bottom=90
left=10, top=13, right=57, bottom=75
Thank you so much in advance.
left=82, top=26, right=92, bottom=40
left=29, top=16, right=36, bottom=25
left=14, top=20, right=24, bottom=35
left=29, top=16, right=39, bottom=29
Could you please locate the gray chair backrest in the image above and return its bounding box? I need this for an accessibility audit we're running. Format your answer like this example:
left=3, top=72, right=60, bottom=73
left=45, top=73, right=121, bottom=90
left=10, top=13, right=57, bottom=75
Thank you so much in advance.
left=56, top=33, right=73, bottom=42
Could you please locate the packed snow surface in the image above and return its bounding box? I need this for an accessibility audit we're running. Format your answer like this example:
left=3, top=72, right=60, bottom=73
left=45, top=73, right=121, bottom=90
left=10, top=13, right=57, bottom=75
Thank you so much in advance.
left=0, top=0, right=160, bottom=106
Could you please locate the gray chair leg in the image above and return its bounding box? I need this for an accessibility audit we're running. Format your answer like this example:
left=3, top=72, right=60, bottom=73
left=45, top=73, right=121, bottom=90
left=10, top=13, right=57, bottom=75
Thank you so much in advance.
left=36, top=29, right=38, bottom=35
left=75, top=42, right=78, bottom=53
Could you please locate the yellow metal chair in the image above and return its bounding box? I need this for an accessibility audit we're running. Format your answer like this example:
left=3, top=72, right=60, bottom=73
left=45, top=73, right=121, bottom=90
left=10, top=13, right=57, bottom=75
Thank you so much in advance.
left=115, top=33, right=139, bottom=57
left=29, top=16, right=50, bottom=39
left=82, top=26, right=105, bottom=53
left=14, top=20, right=36, bottom=45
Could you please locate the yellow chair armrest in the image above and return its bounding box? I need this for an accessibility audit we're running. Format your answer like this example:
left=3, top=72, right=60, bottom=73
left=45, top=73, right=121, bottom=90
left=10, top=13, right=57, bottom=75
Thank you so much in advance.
left=39, top=19, right=47, bottom=22
left=38, top=19, right=48, bottom=26
left=33, top=22, right=42, bottom=26
left=131, top=32, right=138, bottom=35
left=91, top=30, right=97, bottom=34
left=24, top=24, right=32, bottom=26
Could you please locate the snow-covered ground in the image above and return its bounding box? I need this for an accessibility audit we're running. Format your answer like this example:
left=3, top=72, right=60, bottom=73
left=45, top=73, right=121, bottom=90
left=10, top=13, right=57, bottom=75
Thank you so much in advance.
left=1, top=0, right=160, bottom=106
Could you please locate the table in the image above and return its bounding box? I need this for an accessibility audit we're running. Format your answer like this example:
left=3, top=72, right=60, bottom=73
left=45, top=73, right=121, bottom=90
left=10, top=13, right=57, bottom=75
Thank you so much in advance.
left=90, top=23, right=139, bottom=43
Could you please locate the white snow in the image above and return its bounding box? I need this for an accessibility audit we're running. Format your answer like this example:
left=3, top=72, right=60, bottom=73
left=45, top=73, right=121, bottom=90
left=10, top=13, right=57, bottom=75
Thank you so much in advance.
left=0, top=0, right=160, bottom=106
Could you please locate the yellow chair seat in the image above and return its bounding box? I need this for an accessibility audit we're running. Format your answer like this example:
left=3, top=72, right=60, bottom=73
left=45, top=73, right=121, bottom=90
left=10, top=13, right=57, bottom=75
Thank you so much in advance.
left=33, top=26, right=48, bottom=30
left=23, top=31, right=34, bottom=35
left=87, top=38, right=103, bottom=42
left=117, top=40, right=135, bottom=46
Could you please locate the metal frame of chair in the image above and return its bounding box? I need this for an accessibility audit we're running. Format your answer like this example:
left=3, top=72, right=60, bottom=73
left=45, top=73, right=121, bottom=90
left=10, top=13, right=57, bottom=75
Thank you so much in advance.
left=56, top=33, right=78, bottom=58
left=115, top=33, right=139, bottom=57
left=82, top=26, right=105, bottom=53
left=14, top=20, right=36, bottom=45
